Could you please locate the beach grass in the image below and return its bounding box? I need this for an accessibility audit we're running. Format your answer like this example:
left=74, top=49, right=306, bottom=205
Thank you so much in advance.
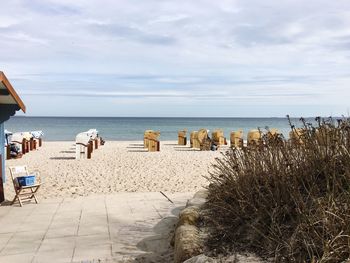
left=205, top=117, right=350, bottom=262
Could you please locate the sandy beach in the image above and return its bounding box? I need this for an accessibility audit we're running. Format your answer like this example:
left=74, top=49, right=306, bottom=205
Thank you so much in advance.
left=4, top=141, right=227, bottom=200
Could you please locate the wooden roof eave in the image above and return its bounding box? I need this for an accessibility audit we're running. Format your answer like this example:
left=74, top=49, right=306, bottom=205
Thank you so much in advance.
left=0, top=72, right=26, bottom=113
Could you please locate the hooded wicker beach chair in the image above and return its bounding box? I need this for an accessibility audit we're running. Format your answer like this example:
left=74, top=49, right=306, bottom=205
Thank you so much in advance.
left=268, top=128, right=280, bottom=136
left=31, top=130, right=44, bottom=149
left=11, top=132, right=28, bottom=155
left=75, top=132, right=93, bottom=159
left=230, top=130, right=244, bottom=148
left=289, top=128, right=305, bottom=145
left=178, top=130, right=187, bottom=145
left=9, top=166, right=41, bottom=207
left=144, top=130, right=154, bottom=148
left=247, top=129, right=262, bottom=147
left=143, top=130, right=160, bottom=151
left=190, top=131, right=198, bottom=148
left=266, top=128, right=282, bottom=140
left=4, top=130, right=12, bottom=159
left=265, top=128, right=285, bottom=146
left=212, top=129, right=226, bottom=146
left=145, top=131, right=160, bottom=152
left=197, top=129, right=212, bottom=151
left=22, top=132, right=33, bottom=152
left=87, top=129, right=100, bottom=149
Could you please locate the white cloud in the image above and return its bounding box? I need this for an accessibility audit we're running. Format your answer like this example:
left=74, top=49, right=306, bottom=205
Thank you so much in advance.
left=148, top=14, right=190, bottom=25
left=0, top=16, right=19, bottom=28
left=1, top=0, right=350, bottom=116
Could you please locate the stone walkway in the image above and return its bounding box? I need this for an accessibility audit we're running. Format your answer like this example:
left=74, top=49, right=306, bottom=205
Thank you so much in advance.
left=0, top=192, right=192, bottom=263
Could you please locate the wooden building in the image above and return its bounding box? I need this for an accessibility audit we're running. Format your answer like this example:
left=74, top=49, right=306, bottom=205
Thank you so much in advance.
left=0, top=72, right=26, bottom=202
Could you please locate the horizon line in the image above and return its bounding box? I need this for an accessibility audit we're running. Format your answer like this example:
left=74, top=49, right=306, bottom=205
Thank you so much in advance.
left=11, top=115, right=330, bottom=119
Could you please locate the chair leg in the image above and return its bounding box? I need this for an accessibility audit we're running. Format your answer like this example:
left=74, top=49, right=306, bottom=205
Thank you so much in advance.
left=31, top=186, right=40, bottom=204
left=14, top=193, right=23, bottom=207
left=11, top=190, right=22, bottom=207
left=18, top=197, right=23, bottom=207
left=30, top=188, right=39, bottom=204
left=33, top=195, right=39, bottom=204
left=11, top=195, right=17, bottom=205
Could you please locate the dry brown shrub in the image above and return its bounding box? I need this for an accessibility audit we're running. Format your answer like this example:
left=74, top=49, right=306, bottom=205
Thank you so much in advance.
left=205, top=117, right=350, bottom=262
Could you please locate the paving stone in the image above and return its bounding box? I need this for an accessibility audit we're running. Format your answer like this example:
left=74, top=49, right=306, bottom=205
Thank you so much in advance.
left=0, top=233, right=13, bottom=251
left=33, top=248, right=74, bottom=263
left=46, top=225, right=79, bottom=239
left=32, top=203, right=60, bottom=214
left=73, top=244, right=112, bottom=262
left=37, top=236, right=75, bottom=252
left=1, top=230, right=45, bottom=255
left=0, top=252, right=34, bottom=263
left=75, top=234, right=111, bottom=247
left=17, top=220, right=51, bottom=232
left=80, top=212, right=107, bottom=225
left=52, top=211, right=82, bottom=222
left=0, top=223, right=21, bottom=234
left=78, top=223, right=109, bottom=236
left=22, top=214, right=54, bottom=223
left=50, top=217, right=80, bottom=229
left=1, top=238, right=42, bottom=255
left=0, top=206, right=13, bottom=217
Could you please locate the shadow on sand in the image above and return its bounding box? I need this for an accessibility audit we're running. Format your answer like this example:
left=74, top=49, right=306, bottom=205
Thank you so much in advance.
left=173, top=146, right=191, bottom=149
left=0, top=200, right=13, bottom=206
left=132, top=205, right=185, bottom=262
left=0, top=199, right=37, bottom=207
left=50, top=157, right=75, bottom=160
left=127, top=150, right=148, bottom=153
left=174, top=148, right=199, bottom=152
left=129, top=143, right=144, bottom=146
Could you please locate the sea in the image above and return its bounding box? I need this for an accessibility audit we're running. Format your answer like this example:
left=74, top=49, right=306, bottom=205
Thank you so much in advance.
left=4, top=116, right=316, bottom=141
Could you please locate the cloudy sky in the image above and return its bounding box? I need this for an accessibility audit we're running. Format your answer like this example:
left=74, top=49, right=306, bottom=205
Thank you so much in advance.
left=1, top=0, right=350, bottom=117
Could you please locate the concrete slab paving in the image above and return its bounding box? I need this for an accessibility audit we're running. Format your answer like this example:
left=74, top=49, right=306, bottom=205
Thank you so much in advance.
left=33, top=248, right=75, bottom=263
left=0, top=192, right=192, bottom=263
left=46, top=225, right=79, bottom=239
left=0, top=252, right=35, bottom=263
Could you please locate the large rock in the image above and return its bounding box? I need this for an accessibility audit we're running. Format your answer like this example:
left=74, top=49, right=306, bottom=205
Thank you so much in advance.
left=173, top=190, right=208, bottom=262
left=185, top=253, right=266, bottom=263
left=186, top=197, right=206, bottom=208
left=174, top=224, right=203, bottom=263
left=231, top=254, right=266, bottom=262
left=178, top=206, right=200, bottom=226
left=184, top=254, right=217, bottom=263
left=193, top=190, right=209, bottom=199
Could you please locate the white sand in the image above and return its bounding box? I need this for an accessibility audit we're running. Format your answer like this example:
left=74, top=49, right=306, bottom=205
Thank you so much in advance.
left=4, top=141, right=228, bottom=200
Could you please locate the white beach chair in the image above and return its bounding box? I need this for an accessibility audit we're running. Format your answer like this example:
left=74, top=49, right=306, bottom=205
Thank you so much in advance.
left=11, top=132, right=26, bottom=154
left=31, top=130, right=44, bottom=147
left=4, top=130, right=12, bottom=159
left=9, top=166, right=42, bottom=207
left=86, top=129, right=100, bottom=149
left=4, top=129, right=12, bottom=143
left=87, top=129, right=98, bottom=139
left=75, top=132, right=93, bottom=159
